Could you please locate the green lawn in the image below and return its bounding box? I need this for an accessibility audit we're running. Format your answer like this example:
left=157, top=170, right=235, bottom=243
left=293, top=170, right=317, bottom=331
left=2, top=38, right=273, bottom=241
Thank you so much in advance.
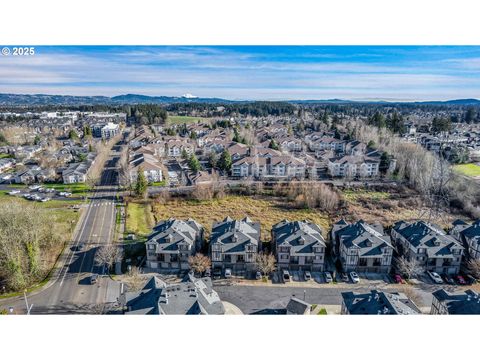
left=125, top=202, right=155, bottom=237
left=44, top=183, right=90, bottom=195
left=453, top=163, right=480, bottom=177
left=342, top=189, right=391, bottom=202
left=0, top=153, right=13, bottom=159
left=167, top=115, right=211, bottom=125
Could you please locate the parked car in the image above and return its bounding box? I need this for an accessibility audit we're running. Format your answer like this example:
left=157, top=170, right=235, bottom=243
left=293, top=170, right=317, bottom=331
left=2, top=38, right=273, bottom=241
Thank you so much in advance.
left=442, top=274, right=455, bottom=285
left=341, top=272, right=349, bottom=282
left=204, top=268, right=211, bottom=278
left=212, top=268, right=222, bottom=279
left=255, top=271, right=262, bottom=280
left=224, top=268, right=232, bottom=278
left=394, top=274, right=404, bottom=284
left=466, top=274, right=478, bottom=285
left=282, top=270, right=291, bottom=282
left=89, top=274, right=98, bottom=285
left=77, top=244, right=85, bottom=252
left=427, top=271, right=443, bottom=284
left=350, top=272, right=360, bottom=283
left=456, top=275, right=467, bottom=285
left=8, top=190, right=20, bottom=195
left=304, top=271, right=312, bottom=281
left=324, top=271, right=333, bottom=283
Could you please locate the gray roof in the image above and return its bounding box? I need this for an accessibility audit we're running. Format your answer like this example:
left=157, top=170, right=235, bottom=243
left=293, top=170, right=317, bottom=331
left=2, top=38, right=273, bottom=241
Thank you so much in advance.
left=124, top=274, right=225, bottom=315
left=451, top=220, right=480, bottom=245
left=393, top=221, right=463, bottom=258
left=342, top=290, right=421, bottom=315
left=272, top=220, right=325, bottom=256
left=286, top=297, right=311, bottom=315
left=432, top=289, right=480, bottom=314
left=210, top=217, right=260, bottom=254
left=334, top=220, right=393, bottom=257
left=147, top=218, right=202, bottom=253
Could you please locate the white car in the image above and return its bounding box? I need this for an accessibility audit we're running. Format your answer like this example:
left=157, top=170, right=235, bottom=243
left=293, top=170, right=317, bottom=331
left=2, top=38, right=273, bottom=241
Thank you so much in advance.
left=28, top=185, right=40, bottom=190
left=428, top=271, right=444, bottom=284
left=304, top=271, right=312, bottom=281
left=8, top=190, right=20, bottom=195
left=224, top=268, right=232, bottom=278
left=324, top=271, right=333, bottom=283
left=350, top=271, right=360, bottom=283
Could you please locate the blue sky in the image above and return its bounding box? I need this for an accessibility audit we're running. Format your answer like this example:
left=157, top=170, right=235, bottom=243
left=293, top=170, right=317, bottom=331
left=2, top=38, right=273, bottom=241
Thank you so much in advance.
left=1, top=46, right=480, bottom=101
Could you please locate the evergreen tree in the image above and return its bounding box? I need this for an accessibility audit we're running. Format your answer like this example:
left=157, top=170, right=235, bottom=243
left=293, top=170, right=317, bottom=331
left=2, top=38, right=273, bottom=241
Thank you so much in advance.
left=135, top=167, right=148, bottom=198
left=188, top=154, right=201, bottom=173
left=268, top=139, right=279, bottom=150
left=218, top=149, right=232, bottom=172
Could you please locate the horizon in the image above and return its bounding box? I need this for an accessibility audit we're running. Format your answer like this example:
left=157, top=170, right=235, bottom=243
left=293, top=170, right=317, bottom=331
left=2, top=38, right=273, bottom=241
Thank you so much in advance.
left=1, top=46, right=480, bottom=101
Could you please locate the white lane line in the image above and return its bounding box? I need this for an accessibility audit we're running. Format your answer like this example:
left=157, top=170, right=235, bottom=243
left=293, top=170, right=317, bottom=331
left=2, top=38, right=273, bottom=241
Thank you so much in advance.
left=59, top=196, right=96, bottom=286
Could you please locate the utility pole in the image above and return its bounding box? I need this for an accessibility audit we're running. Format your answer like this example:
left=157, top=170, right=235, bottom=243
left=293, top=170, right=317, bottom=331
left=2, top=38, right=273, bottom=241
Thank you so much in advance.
left=24, top=290, right=33, bottom=315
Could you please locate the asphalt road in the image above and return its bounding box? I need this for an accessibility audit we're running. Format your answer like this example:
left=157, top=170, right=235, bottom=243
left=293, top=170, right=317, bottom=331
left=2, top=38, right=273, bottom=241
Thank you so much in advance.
left=0, top=146, right=122, bottom=314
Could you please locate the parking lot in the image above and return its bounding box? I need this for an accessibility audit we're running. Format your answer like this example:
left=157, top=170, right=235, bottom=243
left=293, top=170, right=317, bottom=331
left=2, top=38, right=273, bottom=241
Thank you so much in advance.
left=3, top=184, right=79, bottom=203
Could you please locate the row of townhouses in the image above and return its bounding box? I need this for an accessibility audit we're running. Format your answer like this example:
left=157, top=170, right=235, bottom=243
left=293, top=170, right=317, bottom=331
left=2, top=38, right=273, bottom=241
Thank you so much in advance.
left=145, top=217, right=479, bottom=276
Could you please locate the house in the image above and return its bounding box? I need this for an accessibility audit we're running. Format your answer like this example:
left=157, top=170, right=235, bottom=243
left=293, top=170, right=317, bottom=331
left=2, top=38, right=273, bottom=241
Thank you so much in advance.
left=286, top=297, right=312, bottom=315
left=331, top=220, right=393, bottom=273
left=227, top=142, right=250, bottom=161
left=450, top=219, right=480, bottom=260
left=62, top=162, right=90, bottom=184
left=341, top=290, right=421, bottom=315
left=121, top=274, right=225, bottom=315
left=430, top=289, right=480, bottom=315
left=231, top=155, right=306, bottom=179
left=327, top=155, right=380, bottom=178
left=391, top=221, right=464, bottom=275
left=166, top=139, right=194, bottom=157
left=128, top=153, right=163, bottom=183
left=92, top=122, right=120, bottom=139
left=272, top=220, right=326, bottom=271
left=0, top=158, right=14, bottom=173
left=146, top=218, right=204, bottom=270
left=210, top=216, right=260, bottom=275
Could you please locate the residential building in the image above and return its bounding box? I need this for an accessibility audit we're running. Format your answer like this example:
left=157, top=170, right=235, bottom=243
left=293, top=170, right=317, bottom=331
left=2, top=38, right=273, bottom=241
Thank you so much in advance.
left=121, top=274, right=225, bottom=315
left=331, top=220, right=393, bottom=273
left=286, top=297, right=312, bottom=315
left=327, top=155, right=380, bottom=178
left=62, top=162, right=90, bottom=184
left=272, top=220, right=326, bottom=271
left=431, top=289, right=480, bottom=314
left=391, top=221, right=464, bottom=275
left=210, top=216, right=260, bottom=275
left=166, top=139, right=194, bottom=157
left=341, top=290, right=421, bottom=315
left=450, top=219, right=480, bottom=260
left=92, top=122, right=120, bottom=139
left=128, top=153, right=163, bottom=184
left=146, top=218, right=203, bottom=270
left=232, top=155, right=306, bottom=179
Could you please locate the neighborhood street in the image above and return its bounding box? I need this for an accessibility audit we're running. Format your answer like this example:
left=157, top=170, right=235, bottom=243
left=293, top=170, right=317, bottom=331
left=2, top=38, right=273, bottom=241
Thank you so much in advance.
left=0, top=145, right=122, bottom=314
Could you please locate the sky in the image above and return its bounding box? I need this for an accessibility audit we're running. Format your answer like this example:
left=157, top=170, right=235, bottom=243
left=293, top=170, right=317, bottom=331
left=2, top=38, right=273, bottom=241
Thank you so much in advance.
left=1, top=46, right=480, bottom=101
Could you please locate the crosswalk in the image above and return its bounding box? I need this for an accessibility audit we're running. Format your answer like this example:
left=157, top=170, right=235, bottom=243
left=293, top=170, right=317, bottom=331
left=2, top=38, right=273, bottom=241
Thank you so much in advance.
left=91, top=202, right=115, bottom=207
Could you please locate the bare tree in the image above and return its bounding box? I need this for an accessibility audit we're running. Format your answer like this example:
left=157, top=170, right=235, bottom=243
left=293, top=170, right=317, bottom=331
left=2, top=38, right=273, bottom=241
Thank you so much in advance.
left=95, top=244, right=123, bottom=275
left=123, top=266, right=146, bottom=291
left=467, top=258, right=480, bottom=279
left=188, top=253, right=211, bottom=275
left=396, top=256, right=424, bottom=280
left=255, top=252, right=276, bottom=277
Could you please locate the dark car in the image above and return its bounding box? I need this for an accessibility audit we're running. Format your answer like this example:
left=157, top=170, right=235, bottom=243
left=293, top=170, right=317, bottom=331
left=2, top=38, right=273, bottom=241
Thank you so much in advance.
left=442, top=274, right=455, bottom=285
left=466, top=275, right=478, bottom=285
left=212, top=268, right=222, bottom=280
left=204, top=268, right=211, bottom=278
left=89, top=274, right=98, bottom=285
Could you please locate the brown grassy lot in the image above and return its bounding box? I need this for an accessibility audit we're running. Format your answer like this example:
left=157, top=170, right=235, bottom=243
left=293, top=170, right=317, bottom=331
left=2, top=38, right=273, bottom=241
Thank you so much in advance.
left=150, top=195, right=330, bottom=241
left=338, top=188, right=464, bottom=228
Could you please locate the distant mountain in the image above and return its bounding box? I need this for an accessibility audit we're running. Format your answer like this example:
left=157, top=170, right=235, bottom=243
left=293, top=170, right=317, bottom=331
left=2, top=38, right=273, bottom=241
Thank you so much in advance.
left=0, top=92, right=479, bottom=106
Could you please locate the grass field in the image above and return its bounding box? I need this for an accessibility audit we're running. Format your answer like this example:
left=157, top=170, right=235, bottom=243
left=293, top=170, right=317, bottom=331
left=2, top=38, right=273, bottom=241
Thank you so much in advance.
left=167, top=115, right=211, bottom=125
left=150, top=195, right=330, bottom=240
left=0, top=153, right=13, bottom=159
left=44, top=183, right=90, bottom=196
left=125, top=201, right=155, bottom=238
left=453, top=163, right=480, bottom=177
left=341, top=189, right=391, bottom=202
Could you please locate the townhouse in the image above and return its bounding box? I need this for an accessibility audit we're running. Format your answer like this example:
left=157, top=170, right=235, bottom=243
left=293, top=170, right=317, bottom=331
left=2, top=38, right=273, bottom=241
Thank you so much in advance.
left=272, top=220, right=326, bottom=271
left=128, top=153, right=164, bottom=183
left=62, top=162, right=90, bottom=184
left=231, top=154, right=306, bottom=179
left=430, top=289, right=480, bottom=315
left=450, top=219, right=480, bottom=260
left=166, top=138, right=195, bottom=157
left=121, top=274, right=225, bottom=315
left=341, top=290, right=421, bottom=315
left=331, top=220, right=394, bottom=273
left=146, top=218, right=204, bottom=270
left=327, top=155, right=380, bottom=178
left=391, top=221, right=464, bottom=275
left=210, top=216, right=260, bottom=275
